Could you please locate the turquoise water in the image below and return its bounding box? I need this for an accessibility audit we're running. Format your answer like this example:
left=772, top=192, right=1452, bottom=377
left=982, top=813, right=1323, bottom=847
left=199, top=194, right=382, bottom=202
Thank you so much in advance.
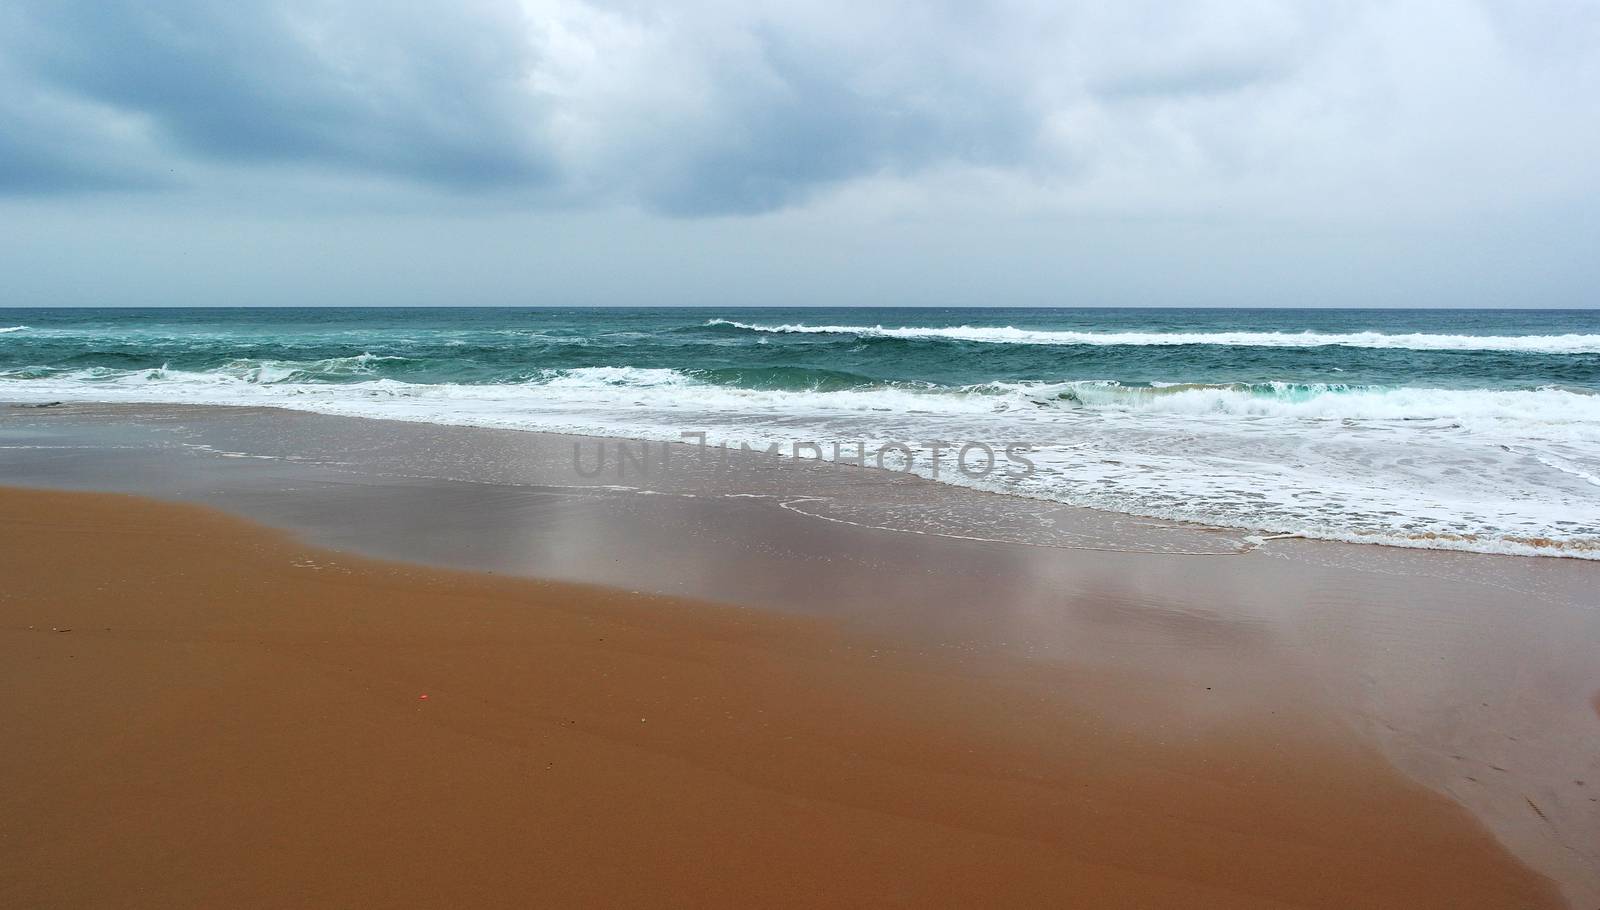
left=3, top=307, right=1598, bottom=389
left=3, top=307, right=1599, bottom=556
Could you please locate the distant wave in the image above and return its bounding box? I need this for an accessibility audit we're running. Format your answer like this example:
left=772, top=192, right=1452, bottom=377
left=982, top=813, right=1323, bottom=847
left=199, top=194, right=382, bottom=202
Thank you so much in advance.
left=706, top=319, right=1600, bottom=354
left=217, top=352, right=413, bottom=384
left=5, top=365, right=1597, bottom=432
left=0, top=326, right=27, bottom=334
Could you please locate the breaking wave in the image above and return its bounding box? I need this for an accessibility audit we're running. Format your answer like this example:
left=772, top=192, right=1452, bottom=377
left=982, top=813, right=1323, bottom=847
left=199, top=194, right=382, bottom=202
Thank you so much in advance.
left=4, top=365, right=1597, bottom=430
left=706, top=319, right=1600, bottom=354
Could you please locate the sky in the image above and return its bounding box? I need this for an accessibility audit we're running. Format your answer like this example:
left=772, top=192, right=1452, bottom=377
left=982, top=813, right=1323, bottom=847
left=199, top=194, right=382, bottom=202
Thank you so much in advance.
left=1, top=0, right=1598, bottom=308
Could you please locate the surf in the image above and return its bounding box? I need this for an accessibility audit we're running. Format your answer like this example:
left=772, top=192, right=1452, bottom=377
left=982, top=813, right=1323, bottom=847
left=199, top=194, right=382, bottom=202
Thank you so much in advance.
left=705, top=319, right=1600, bottom=354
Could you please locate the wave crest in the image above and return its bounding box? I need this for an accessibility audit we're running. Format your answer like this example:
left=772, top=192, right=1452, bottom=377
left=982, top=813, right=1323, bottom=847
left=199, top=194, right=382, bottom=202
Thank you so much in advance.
left=9, top=364, right=1595, bottom=429
left=705, top=319, right=1600, bottom=354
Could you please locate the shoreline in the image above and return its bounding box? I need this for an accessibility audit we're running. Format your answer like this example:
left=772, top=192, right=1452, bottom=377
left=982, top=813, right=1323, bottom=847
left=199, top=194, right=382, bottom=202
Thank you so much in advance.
left=3, top=386, right=1594, bottom=561
left=3, top=402, right=1598, bottom=904
left=0, top=485, right=1568, bottom=908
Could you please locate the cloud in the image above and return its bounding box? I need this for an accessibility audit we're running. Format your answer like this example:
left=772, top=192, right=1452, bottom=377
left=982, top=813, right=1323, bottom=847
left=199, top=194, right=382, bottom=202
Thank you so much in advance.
left=0, top=0, right=1597, bottom=223
left=562, top=12, right=1041, bottom=215
left=5, top=0, right=553, bottom=190
left=0, top=88, right=163, bottom=195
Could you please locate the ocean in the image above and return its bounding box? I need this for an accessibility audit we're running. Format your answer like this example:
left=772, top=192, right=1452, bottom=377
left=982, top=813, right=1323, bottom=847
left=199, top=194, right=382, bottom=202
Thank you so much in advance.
left=2, top=307, right=1598, bottom=558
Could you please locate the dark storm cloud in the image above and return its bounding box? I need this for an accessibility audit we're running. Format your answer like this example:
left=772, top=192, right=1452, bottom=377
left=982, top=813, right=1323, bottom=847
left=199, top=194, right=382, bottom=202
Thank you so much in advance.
left=4, top=0, right=553, bottom=191
left=0, top=136, right=143, bottom=196
left=2, top=2, right=1598, bottom=307
left=0, top=94, right=160, bottom=195
left=0, top=0, right=1596, bottom=224
left=0, top=1, right=1048, bottom=214
left=639, top=28, right=1037, bottom=216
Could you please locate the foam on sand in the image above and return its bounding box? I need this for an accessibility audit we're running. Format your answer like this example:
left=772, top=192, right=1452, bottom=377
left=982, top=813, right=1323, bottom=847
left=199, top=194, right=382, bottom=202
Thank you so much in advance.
left=4, top=366, right=1598, bottom=559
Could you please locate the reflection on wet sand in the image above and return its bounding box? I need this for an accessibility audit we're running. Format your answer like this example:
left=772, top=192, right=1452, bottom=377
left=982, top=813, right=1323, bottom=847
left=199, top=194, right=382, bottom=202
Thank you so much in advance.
left=3, top=403, right=1597, bottom=904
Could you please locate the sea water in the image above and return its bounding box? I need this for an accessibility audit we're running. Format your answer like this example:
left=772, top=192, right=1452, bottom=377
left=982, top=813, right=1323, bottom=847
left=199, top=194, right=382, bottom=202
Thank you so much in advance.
left=2, top=307, right=1597, bottom=558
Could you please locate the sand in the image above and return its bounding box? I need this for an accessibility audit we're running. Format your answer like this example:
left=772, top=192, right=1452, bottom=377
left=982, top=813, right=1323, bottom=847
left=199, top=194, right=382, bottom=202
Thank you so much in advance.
left=0, top=486, right=1563, bottom=908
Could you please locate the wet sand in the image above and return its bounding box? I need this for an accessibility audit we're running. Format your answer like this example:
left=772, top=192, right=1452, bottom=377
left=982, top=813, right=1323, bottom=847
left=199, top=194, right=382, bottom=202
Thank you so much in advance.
left=0, top=486, right=1566, bottom=908
left=3, top=403, right=1598, bottom=906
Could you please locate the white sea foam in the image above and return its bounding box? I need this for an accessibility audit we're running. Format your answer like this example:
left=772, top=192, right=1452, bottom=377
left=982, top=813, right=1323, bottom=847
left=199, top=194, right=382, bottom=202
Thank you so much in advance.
left=211, top=352, right=409, bottom=384
left=4, top=367, right=1598, bottom=558
left=1037, top=381, right=1600, bottom=430
left=708, top=319, right=1600, bottom=354
left=0, top=326, right=27, bottom=334
left=6, top=365, right=1593, bottom=420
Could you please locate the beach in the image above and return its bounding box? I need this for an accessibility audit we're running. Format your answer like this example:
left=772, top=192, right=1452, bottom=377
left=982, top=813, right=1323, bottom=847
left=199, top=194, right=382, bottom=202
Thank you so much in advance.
left=3, top=404, right=1597, bottom=907
left=6, top=1, right=1598, bottom=902
left=0, top=484, right=1571, bottom=908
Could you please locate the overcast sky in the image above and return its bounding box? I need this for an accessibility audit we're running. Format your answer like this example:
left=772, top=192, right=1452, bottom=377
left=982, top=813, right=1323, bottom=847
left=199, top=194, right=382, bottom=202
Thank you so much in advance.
left=2, top=0, right=1597, bottom=307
